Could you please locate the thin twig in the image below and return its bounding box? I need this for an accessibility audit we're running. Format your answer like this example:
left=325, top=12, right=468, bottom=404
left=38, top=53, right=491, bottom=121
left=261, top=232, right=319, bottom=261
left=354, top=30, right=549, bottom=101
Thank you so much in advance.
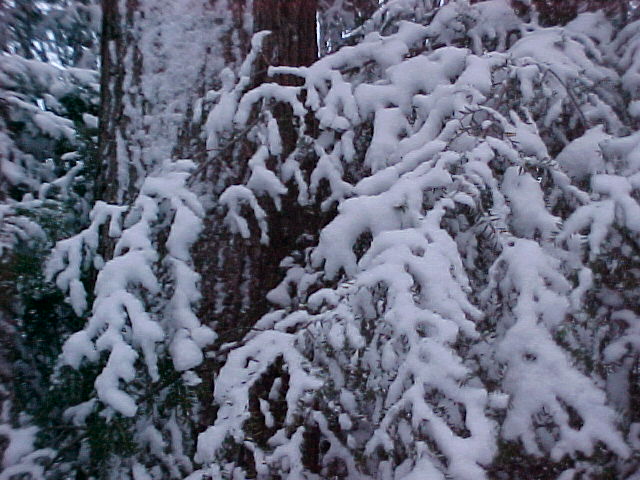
left=541, top=65, right=590, bottom=128
left=187, top=117, right=261, bottom=186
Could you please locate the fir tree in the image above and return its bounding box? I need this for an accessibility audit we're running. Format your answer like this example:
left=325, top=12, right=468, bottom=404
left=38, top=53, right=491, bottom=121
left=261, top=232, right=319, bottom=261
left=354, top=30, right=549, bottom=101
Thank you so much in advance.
left=4, top=1, right=640, bottom=479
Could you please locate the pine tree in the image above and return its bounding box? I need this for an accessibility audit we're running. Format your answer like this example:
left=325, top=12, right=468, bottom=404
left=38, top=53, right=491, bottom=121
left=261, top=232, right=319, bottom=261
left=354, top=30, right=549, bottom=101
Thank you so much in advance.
left=0, top=0, right=100, bottom=477
left=194, top=1, right=639, bottom=478
left=6, top=0, right=640, bottom=478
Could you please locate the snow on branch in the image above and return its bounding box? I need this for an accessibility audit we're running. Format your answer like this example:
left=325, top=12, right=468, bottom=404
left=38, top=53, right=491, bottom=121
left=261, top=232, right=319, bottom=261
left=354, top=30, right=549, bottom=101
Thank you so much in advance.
left=195, top=3, right=638, bottom=476
left=48, top=160, right=213, bottom=416
left=482, top=239, right=630, bottom=460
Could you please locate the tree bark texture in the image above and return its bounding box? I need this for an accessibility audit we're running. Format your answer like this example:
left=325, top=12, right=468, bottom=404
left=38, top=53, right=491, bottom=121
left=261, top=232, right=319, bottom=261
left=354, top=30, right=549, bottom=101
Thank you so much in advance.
left=194, top=0, right=319, bottom=345
left=254, top=0, right=318, bottom=84
left=97, top=0, right=251, bottom=205
left=94, top=0, right=332, bottom=451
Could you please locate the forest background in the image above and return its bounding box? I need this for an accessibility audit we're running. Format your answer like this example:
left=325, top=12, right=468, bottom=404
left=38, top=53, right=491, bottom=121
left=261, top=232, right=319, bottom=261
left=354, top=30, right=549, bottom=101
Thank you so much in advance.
left=2, top=0, right=640, bottom=478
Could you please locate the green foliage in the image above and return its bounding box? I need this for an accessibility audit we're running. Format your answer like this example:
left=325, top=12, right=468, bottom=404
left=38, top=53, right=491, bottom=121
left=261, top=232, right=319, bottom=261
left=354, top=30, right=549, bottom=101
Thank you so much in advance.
left=84, top=413, right=137, bottom=468
left=489, top=440, right=574, bottom=479
left=3, top=214, right=86, bottom=407
left=2, top=0, right=100, bottom=69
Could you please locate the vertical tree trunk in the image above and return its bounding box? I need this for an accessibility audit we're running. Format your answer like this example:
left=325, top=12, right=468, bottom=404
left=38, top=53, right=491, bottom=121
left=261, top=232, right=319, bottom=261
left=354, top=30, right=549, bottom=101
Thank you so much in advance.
left=95, top=0, right=254, bottom=456
left=194, top=0, right=319, bottom=344
left=193, top=0, right=320, bottom=435
left=97, top=0, right=251, bottom=205
left=254, top=0, right=318, bottom=81
left=95, top=0, right=322, bottom=457
left=95, top=0, right=254, bottom=306
left=95, top=0, right=130, bottom=205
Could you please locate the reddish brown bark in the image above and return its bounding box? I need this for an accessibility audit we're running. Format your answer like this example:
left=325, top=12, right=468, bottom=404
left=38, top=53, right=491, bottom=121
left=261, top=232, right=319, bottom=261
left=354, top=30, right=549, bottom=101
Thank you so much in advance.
left=253, top=0, right=318, bottom=85
left=194, top=0, right=320, bottom=344
left=194, top=0, right=322, bottom=436
left=95, top=0, right=134, bottom=205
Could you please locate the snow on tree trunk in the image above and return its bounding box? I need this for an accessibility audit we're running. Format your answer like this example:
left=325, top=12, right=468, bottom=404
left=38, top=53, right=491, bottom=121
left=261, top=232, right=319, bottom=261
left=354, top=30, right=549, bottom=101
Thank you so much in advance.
left=44, top=0, right=257, bottom=477
left=96, top=0, right=251, bottom=204
left=46, top=0, right=325, bottom=475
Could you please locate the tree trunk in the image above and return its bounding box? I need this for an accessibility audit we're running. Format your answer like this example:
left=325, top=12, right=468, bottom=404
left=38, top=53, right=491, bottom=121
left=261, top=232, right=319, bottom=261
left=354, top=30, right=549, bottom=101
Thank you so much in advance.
left=97, top=0, right=251, bottom=205
left=95, top=0, right=254, bottom=453
left=193, top=0, right=320, bottom=434
left=193, top=0, right=319, bottom=343
left=95, top=0, right=322, bottom=462
left=254, top=0, right=318, bottom=84
left=95, top=0, right=130, bottom=205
